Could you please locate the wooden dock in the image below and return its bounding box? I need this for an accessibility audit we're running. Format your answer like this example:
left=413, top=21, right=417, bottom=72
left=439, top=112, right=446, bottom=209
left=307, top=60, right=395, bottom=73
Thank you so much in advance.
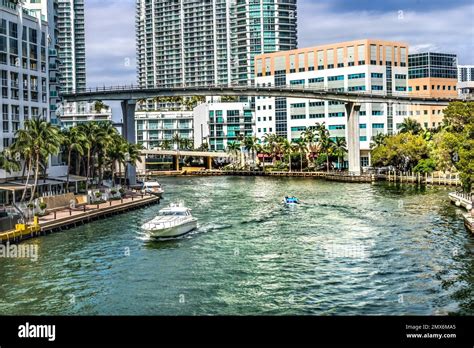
left=0, top=194, right=160, bottom=244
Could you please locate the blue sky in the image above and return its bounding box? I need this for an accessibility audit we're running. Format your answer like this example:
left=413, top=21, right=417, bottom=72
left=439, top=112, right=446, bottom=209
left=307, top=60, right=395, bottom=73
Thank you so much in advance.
left=85, top=0, right=474, bottom=87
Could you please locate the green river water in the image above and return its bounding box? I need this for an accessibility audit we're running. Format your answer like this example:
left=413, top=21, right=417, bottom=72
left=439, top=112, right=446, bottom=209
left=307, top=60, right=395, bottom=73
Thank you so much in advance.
left=0, top=176, right=472, bottom=315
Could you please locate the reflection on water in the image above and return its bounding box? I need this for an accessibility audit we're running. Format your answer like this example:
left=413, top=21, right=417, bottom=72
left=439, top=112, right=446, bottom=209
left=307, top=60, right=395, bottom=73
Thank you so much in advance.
left=0, top=177, right=472, bottom=315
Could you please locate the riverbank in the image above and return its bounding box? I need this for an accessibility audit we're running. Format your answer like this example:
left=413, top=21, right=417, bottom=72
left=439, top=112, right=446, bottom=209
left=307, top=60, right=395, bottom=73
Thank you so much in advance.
left=144, top=169, right=462, bottom=187
left=0, top=193, right=160, bottom=244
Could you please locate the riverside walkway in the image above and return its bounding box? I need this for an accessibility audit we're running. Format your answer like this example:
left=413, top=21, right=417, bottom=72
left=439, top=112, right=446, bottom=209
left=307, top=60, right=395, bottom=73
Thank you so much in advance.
left=0, top=193, right=160, bottom=244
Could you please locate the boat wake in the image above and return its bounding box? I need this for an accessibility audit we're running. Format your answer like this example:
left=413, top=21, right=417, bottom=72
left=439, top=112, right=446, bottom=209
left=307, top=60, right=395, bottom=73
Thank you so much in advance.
left=197, top=222, right=233, bottom=233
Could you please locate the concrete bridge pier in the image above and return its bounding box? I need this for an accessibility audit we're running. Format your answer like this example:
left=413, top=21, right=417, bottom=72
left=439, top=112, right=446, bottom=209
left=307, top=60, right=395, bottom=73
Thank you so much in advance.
left=121, top=99, right=137, bottom=185
left=345, top=102, right=361, bottom=175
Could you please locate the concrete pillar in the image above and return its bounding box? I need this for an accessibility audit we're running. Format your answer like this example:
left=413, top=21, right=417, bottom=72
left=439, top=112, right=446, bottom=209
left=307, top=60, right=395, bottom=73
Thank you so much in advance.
left=121, top=100, right=137, bottom=185
left=345, top=102, right=361, bottom=175
left=206, top=156, right=212, bottom=170
left=175, top=155, right=180, bottom=171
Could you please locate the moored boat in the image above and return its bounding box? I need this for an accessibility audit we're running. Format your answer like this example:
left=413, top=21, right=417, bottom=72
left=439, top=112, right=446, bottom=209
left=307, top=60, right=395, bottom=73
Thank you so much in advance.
left=143, top=181, right=164, bottom=197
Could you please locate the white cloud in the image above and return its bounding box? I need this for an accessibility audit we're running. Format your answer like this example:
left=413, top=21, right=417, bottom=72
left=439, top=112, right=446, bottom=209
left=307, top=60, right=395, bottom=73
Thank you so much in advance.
left=298, top=2, right=474, bottom=64
left=84, top=0, right=474, bottom=88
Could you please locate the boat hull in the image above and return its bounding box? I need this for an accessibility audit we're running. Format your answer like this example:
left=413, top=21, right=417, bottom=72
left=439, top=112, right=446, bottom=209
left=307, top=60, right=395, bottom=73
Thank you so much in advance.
left=145, top=219, right=197, bottom=238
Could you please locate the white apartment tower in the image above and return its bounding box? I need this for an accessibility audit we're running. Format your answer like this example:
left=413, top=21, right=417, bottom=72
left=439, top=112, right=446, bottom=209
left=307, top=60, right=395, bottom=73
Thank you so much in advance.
left=57, top=0, right=85, bottom=93
left=135, top=0, right=298, bottom=87
left=1, top=1, right=50, bottom=178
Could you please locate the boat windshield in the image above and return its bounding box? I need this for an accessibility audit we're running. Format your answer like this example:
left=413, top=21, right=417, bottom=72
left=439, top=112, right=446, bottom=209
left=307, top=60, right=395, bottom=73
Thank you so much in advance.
left=159, top=211, right=188, bottom=216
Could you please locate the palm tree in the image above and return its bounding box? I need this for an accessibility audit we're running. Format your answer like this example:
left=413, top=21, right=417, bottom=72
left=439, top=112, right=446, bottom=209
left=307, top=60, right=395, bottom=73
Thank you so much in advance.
left=96, top=122, right=119, bottom=186
left=399, top=118, right=422, bottom=134
left=161, top=139, right=172, bottom=150
left=106, top=134, right=128, bottom=187
left=78, top=122, right=99, bottom=190
left=93, top=100, right=108, bottom=113
left=181, top=138, right=194, bottom=150
left=332, top=137, right=347, bottom=170
left=61, top=127, right=86, bottom=191
left=16, top=119, right=62, bottom=202
left=0, top=149, right=21, bottom=174
left=316, top=124, right=333, bottom=173
left=262, top=133, right=283, bottom=165
left=227, top=142, right=241, bottom=167
left=11, top=129, right=34, bottom=202
left=172, top=133, right=181, bottom=150
left=281, top=139, right=293, bottom=172
left=243, top=136, right=259, bottom=167
left=294, top=138, right=308, bottom=172
left=198, top=142, right=209, bottom=151
left=370, top=133, right=387, bottom=149
left=124, top=142, right=144, bottom=186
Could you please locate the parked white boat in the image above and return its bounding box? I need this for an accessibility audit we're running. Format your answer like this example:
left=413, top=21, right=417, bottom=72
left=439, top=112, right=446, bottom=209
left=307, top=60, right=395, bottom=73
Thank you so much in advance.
left=141, top=203, right=197, bottom=238
left=143, top=181, right=164, bottom=197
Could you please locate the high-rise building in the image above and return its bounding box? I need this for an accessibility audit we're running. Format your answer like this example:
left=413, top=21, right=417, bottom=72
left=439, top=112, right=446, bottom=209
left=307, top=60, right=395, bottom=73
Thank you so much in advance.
left=23, top=0, right=61, bottom=125
left=408, top=52, right=458, bottom=128
left=135, top=0, right=297, bottom=87
left=1, top=1, right=50, bottom=179
left=254, top=39, right=410, bottom=169
left=235, top=0, right=297, bottom=85
left=457, top=64, right=474, bottom=98
left=136, top=0, right=234, bottom=90
left=57, top=0, right=85, bottom=93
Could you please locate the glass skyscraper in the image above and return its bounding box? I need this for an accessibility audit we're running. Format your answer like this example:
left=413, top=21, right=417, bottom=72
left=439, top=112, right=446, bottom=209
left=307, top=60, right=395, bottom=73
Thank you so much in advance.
left=234, top=0, right=297, bottom=85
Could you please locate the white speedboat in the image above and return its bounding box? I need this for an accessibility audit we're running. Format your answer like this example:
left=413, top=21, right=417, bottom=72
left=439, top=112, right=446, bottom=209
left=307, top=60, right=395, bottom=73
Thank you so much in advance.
left=143, top=181, right=164, bottom=197
left=141, top=203, right=197, bottom=238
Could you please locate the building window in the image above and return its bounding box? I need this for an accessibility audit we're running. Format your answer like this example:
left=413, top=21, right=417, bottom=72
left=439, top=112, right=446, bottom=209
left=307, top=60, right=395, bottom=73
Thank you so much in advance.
left=348, top=73, right=365, bottom=79
left=348, top=86, right=366, bottom=91
left=291, top=115, right=306, bottom=120
left=308, top=77, right=324, bottom=83
left=290, top=79, right=305, bottom=85
left=328, top=75, right=344, bottom=81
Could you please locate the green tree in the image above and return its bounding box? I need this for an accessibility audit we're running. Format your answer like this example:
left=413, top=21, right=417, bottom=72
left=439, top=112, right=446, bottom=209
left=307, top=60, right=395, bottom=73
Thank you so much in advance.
left=61, top=127, right=86, bottom=190
left=0, top=149, right=21, bottom=174
left=15, top=119, right=62, bottom=202
left=398, top=118, right=422, bottom=134
left=93, top=100, right=108, bottom=113
left=332, top=137, right=347, bottom=170
left=227, top=142, right=241, bottom=167
left=370, top=133, right=387, bottom=149
left=161, top=140, right=172, bottom=150
left=124, top=142, right=144, bottom=186
left=293, top=138, right=308, bottom=172
left=371, top=132, right=430, bottom=171
left=243, top=136, right=259, bottom=166
left=439, top=101, right=474, bottom=191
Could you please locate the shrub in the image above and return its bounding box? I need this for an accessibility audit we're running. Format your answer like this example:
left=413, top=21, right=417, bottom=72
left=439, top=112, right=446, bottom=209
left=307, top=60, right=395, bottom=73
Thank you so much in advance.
left=39, top=202, right=47, bottom=210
